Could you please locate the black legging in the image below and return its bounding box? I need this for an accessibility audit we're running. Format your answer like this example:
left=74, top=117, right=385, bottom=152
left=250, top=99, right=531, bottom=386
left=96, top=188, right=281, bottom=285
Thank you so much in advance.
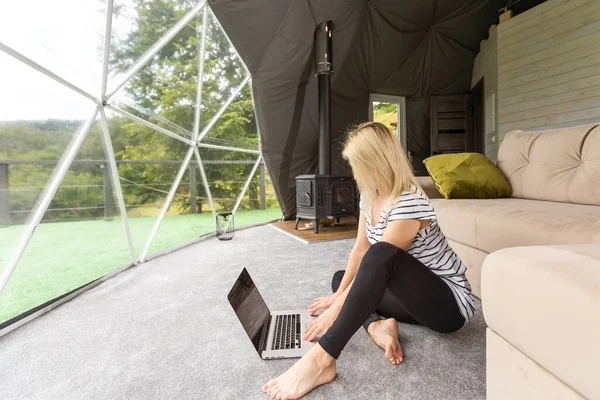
left=319, top=241, right=465, bottom=359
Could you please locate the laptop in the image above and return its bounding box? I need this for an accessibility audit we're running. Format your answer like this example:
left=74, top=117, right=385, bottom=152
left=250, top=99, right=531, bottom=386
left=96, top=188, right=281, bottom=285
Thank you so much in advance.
left=227, top=268, right=315, bottom=359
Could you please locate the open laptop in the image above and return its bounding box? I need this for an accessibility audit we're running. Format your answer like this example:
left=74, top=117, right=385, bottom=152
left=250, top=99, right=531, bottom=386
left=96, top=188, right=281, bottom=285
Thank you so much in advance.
left=227, top=268, right=315, bottom=359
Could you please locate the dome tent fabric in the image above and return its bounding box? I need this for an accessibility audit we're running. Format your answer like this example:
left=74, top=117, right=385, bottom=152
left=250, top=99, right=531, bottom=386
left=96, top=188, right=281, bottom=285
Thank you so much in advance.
left=210, top=0, right=504, bottom=218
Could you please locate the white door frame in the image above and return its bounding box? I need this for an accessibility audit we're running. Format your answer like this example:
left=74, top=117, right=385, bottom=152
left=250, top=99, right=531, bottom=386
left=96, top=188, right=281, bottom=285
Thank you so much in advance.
left=368, top=93, right=407, bottom=152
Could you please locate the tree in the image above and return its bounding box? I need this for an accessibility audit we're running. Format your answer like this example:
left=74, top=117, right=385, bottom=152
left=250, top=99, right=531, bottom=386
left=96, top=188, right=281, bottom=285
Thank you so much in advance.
left=110, top=0, right=259, bottom=212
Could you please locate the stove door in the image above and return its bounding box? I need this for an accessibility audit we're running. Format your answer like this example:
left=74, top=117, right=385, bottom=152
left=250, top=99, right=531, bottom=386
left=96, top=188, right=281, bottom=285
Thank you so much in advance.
left=296, top=180, right=313, bottom=207
left=329, top=180, right=355, bottom=215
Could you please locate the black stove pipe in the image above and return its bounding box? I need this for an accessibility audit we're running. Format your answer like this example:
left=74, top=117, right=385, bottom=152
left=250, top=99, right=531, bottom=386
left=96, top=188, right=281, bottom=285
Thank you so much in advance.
left=315, top=21, right=334, bottom=175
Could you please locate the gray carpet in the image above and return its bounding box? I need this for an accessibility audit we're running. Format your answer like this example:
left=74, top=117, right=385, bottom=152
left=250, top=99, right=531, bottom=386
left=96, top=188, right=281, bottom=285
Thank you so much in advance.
left=0, top=225, right=486, bottom=400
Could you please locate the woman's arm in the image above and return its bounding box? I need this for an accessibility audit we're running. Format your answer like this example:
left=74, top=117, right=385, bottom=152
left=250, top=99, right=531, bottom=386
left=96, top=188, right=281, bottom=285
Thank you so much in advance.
left=304, top=218, right=422, bottom=341
left=380, top=219, right=421, bottom=250
left=331, top=219, right=420, bottom=309
left=304, top=277, right=354, bottom=341
left=307, top=213, right=370, bottom=316
left=334, top=213, right=370, bottom=295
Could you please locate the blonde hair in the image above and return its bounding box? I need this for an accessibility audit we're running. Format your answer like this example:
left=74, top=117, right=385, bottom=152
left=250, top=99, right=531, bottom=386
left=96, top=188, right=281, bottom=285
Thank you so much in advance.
left=342, top=122, right=418, bottom=213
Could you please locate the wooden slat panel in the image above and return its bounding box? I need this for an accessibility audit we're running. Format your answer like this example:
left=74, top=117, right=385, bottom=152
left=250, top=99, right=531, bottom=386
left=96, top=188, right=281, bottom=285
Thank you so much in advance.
left=438, top=119, right=466, bottom=131
left=471, top=29, right=497, bottom=161
left=500, top=95, right=600, bottom=124
left=499, top=41, right=600, bottom=82
left=473, top=30, right=498, bottom=74
left=498, top=106, right=600, bottom=133
left=500, top=73, right=600, bottom=108
left=501, top=84, right=600, bottom=116
left=438, top=134, right=465, bottom=150
left=499, top=1, right=598, bottom=51
left=524, top=116, right=600, bottom=131
left=499, top=0, right=593, bottom=39
left=499, top=51, right=600, bottom=91
left=438, top=111, right=464, bottom=119
left=495, top=0, right=600, bottom=158
left=499, top=18, right=600, bottom=66
left=499, top=63, right=600, bottom=99
left=499, top=29, right=600, bottom=74
left=435, top=96, right=466, bottom=112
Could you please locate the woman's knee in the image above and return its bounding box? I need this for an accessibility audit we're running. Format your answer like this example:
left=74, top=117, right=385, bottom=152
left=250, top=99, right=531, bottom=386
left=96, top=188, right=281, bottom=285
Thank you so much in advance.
left=331, top=270, right=345, bottom=292
left=361, top=242, right=405, bottom=270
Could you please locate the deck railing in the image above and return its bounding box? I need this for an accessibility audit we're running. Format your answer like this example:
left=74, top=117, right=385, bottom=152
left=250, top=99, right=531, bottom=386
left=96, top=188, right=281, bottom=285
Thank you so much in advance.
left=0, top=159, right=268, bottom=224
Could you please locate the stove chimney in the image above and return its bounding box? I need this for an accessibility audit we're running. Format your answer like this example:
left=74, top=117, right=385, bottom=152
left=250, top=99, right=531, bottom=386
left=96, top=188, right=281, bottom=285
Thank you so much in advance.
left=315, top=21, right=334, bottom=175
left=294, top=22, right=357, bottom=233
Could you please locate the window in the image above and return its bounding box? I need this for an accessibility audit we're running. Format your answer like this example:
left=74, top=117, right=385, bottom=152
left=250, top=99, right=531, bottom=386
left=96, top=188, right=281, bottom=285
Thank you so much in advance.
left=368, top=94, right=409, bottom=160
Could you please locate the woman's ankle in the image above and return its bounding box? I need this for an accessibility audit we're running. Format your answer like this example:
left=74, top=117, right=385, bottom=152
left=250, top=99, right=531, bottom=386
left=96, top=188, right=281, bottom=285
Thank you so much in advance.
left=312, top=343, right=336, bottom=367
left=367, top=319, right=382, bottom=334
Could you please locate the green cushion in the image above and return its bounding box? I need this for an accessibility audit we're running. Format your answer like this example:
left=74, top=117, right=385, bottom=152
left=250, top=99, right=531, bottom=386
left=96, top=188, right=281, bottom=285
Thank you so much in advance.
left=423, top=153, right=512, bottom=199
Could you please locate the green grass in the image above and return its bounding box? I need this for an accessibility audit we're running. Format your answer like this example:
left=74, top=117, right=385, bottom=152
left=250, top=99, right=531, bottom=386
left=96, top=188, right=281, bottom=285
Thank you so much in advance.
left=374, top=108, right=398, bottom=132
left=0, top=208, right=282, bottom=323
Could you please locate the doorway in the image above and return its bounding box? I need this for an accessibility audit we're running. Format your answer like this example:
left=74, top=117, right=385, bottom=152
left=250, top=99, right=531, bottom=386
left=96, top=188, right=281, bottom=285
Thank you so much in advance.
left=368, top=94, right=409, bottom=160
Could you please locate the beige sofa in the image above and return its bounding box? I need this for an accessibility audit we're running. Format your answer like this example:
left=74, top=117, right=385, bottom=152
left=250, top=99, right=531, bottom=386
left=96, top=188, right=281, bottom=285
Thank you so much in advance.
left=419, top=123, right=600, bottom=297
left=418, top=123, right=600, bottom=399
left=483, top=244, right=600, bottom=400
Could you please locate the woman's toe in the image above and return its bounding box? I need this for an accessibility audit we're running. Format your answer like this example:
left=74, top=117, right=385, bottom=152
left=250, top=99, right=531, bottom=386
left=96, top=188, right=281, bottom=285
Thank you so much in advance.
left=270, top=388, right=280, bottom=399
left=269, top=383, right=280, bottom=397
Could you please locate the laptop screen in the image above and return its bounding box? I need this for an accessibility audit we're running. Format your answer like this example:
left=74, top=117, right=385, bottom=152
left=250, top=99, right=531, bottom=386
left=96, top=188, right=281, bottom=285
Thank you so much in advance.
left=227, top=268, right=270, bottom=355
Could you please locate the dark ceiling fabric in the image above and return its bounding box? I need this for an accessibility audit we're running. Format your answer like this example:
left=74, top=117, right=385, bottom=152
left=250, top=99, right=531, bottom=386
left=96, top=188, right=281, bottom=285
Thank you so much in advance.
left=210, top=0, right=503, bottom=218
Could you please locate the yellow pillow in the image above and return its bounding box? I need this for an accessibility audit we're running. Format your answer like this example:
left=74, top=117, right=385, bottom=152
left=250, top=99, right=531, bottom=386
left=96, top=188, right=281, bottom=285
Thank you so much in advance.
left=423, top=153, right=512, bottom=199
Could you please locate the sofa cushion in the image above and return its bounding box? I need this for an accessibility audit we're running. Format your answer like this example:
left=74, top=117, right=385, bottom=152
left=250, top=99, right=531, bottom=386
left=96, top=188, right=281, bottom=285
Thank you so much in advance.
left=497, top=124, right=600, bottom=206
left=486, top=329, right=586, bottom=400
left=482, top=245, right=600, bottom=400
left=432, top=198, right=600, bottom=254
left=423, top=153, right=512, bottom=199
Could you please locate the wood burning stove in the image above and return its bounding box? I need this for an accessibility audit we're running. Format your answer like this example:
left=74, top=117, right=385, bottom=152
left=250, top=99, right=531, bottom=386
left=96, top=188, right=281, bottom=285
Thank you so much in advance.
left=295, top=21, right=358, bottom=233
left=295, top=174, right=357, bottom=233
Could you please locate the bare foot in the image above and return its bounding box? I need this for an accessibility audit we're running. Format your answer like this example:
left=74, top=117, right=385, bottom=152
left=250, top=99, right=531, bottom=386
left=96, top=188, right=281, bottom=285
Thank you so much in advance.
left=262, top=343, right=336, bottom=399
left=367, top=318, right=403, bottom=364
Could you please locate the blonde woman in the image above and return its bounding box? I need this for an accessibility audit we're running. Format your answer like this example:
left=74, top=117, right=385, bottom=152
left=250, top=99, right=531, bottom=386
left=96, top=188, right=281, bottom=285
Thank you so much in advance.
left=263, top=122, right=475, bottom=399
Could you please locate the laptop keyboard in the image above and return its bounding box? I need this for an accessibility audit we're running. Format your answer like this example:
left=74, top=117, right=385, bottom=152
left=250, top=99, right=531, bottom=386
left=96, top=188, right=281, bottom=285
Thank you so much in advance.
left=271, top=314, right=302, bottom=350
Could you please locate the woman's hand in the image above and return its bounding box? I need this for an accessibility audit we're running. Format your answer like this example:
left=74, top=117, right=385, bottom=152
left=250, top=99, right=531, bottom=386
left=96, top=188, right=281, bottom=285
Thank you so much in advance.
left=308, top=293, right=339, bottom=316
left=304, top=307, right=339, bottom=342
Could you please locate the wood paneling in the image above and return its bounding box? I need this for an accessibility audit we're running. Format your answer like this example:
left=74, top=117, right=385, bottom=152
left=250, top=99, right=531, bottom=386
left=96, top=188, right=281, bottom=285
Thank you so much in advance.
left=438, top=134, right=466, bottom=150
left=430, top=95, right=474, bottom=154
left=499, top=74, right=600, bottom=108
left=499, top=13, right=600, bottom=65
left=499, top=105, right=600, bottom=133
left=499, top=63, right=600, bottom=99
left=499, top=49, right=600, bottom=91
left=499, top=2, right=600, bottom=54
left=438, top=119, right=467, bottom=131
left=499, top=0, right=594, bottom=39
left=497, top=0, right=600, bottom=138
left=499, top=29, right=600, bottom=74
left=471, top=29, right=498, bottom=161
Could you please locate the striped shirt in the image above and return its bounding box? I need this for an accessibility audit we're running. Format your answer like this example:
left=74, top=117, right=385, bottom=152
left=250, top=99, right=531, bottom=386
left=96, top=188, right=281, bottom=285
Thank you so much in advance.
left=360, top=186, right=476, bottom=322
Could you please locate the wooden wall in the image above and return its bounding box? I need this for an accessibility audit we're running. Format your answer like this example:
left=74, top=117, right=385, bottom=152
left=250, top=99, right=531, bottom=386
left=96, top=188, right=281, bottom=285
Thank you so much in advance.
left=496, top=0, right=600, bottom=148
left=472, top=29, right=499, bottom=160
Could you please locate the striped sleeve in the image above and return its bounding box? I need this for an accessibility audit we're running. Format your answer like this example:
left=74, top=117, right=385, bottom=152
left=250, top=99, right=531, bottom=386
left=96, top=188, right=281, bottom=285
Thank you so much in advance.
left=386, top=192, right=436, bottom=222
